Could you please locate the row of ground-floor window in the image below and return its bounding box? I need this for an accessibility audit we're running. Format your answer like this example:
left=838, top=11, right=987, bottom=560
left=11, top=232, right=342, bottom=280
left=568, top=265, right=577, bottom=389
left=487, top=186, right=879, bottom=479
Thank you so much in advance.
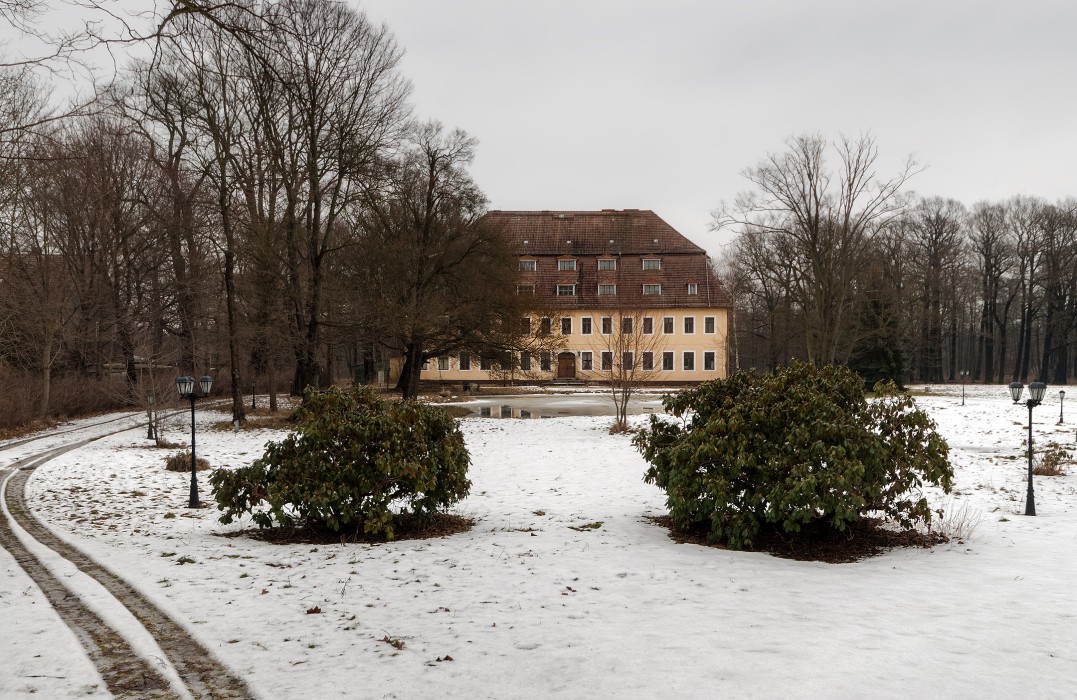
left=418, top=308, right=729, bottom=383
left=428, top=350, right=717, bottom=372
left=421, top=348, right=723, bottom=384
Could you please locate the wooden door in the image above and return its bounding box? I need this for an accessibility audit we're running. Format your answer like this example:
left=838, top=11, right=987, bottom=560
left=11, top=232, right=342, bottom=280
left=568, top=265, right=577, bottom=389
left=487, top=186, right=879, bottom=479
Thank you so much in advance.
left=556, top=352, right=576, bottom=379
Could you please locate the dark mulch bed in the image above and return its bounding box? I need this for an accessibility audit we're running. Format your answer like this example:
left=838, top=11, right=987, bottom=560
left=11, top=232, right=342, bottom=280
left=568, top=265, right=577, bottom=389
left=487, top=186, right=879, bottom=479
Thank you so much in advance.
left=216, top=513, right=474, bottom=545
left=647, top=515, right=948, bottom=564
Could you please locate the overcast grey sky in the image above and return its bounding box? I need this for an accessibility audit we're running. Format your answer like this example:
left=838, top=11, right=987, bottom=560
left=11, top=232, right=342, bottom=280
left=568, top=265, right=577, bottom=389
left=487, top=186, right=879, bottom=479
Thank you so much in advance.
left=358, top=0, right=1077, bottom=257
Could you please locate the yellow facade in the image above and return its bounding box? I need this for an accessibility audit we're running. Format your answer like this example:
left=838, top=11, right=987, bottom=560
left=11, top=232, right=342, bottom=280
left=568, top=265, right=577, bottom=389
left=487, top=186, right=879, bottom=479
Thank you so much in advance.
left=420, top=308, right=729, bottom=385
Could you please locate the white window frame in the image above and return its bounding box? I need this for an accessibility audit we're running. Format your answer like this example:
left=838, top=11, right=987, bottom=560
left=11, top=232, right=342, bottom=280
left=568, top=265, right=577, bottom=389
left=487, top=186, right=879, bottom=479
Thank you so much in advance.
left=684, top=316, right=695, bottom=334
left=560, top=317, right=572, bottom=335
left=642, top=351, right=654, bottom=371
left=558, top=259, right=577, bottom=271
left=601, top=351, right=613, bottom=371
left=705, top=316, right=716, bottom=334
left=683, top=351, right=695, bottom=371
left=601, top=317, right=613, bottom=335
left=598, top=259, right=617, bottom=271
left=581, top=317, right=593, bottom=335
left=520, top=351, right=532, bottom=371
left=687, top=282, right=699, bottom=295
left=643, top=258, right=661, bottom=270
left=581, top=351, right=593, bottom=371
left=662, top=351, right=674, bottom=371
left=556, top=284, right=577, bottom=296
left=642, top=284, right=662, bottom=296
left=663, top=316, right=674, bottom=334
left=437, top=356, right=450, bottom=371
left=642, top=317, right=654, bottom=334
left=704, top=351, right=716, bottom=371
left=519, top=259, right=537, bottom=271
left=540, top=351, right=552, bottom=372
left=598, top=284, right=617, bottom=296
left=517, top=284, right=536, bottom=295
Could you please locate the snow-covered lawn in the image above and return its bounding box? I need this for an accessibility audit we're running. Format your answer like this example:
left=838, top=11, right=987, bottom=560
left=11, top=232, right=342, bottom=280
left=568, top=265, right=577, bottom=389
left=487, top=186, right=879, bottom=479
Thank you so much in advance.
left=4, top=385, right=1077, bottom=698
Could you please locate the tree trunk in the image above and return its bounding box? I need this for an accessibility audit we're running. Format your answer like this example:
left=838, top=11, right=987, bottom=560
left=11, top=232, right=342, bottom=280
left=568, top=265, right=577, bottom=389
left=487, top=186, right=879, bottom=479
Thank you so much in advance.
left=268, top=362, right=278, bottom=413
left=400, top=343, right=424, bottom=399
left=220, top=193, right=247, bottom=425
left=39, top=330, right=52, bottom=418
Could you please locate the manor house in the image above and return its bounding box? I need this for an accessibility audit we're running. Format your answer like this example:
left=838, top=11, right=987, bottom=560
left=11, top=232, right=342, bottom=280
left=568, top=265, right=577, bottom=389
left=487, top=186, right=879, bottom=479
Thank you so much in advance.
left=420, top=209, right=730, bottom=384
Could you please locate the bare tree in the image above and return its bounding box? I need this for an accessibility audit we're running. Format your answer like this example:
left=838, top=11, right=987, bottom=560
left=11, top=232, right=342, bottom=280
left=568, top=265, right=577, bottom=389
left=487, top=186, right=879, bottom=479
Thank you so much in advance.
left=1006, top=196, right=1048, bottom=381
left=591, top=308, right=666, bottom=432
left=0, top=70, right=60, bottom=416
left=140, top=13, right=252, bottom=422
left=969, top=202, right=1011, bottom=382
left=905, top=197, right=966, bottom=382
left=245, top=0, right=410, bottom=394
left=846, top=221, right=912, bottom=387
left=1036, top=202, right=1077, bottom=384
left=714, top=133, right=917, bottom=367
left=722, top=223, right=803, bottom=371
left=348, top=122, right=522, bottom=399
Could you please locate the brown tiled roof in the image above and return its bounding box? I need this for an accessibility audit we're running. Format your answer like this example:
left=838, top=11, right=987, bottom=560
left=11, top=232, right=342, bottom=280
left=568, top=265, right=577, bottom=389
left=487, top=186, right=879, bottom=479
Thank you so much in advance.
left=483, top=209, right=705, bottom=256
left=483, top=209, right=730, bottom=310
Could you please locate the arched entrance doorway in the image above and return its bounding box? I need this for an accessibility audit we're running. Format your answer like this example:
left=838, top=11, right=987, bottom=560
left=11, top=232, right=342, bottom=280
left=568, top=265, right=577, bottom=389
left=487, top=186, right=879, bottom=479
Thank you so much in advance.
left=556, top=352, right=576, bottom=379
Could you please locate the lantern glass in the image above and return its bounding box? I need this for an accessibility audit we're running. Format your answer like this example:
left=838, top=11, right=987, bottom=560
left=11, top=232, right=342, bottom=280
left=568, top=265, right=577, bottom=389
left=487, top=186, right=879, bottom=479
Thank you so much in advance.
left=199, top=375, right=214, bottom=396
left=1009, top=382, right=1024, bottom=403
left=175, top=375, right=194, bottom=398
left=1029, top=382, right=1047, bottom=403
left=1061, top=390, right=1066, bottom=399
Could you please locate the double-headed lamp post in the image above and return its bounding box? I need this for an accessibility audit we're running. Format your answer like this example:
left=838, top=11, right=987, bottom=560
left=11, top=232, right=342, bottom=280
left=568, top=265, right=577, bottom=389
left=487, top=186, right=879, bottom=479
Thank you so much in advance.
left=176, top=375, right=213, bottom=508
left=1009, top=381, right=1047, bottom=516
left=960, top=370, right=969, bottom=406
left=1059, top=389, right=1066, bottom=425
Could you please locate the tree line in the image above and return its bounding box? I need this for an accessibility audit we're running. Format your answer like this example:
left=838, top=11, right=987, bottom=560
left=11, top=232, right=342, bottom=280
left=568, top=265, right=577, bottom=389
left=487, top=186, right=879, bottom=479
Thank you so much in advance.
left=0, top=0, right=527, bottom=430
left=715, top=133, right=1077, bottom=388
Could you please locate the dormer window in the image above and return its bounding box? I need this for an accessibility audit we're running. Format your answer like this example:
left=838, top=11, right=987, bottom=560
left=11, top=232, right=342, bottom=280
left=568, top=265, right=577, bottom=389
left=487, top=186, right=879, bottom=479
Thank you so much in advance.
left=519, top=259, right=537, bottom=271
left=643, top=258, right=661, bottom=270
left=687, top=282, right=699, bottom=295
left=558, top=259, right=577, bottom=271
left=598, top=258, right=617, bottom=271
left=643, top=284, right=662, bottom=296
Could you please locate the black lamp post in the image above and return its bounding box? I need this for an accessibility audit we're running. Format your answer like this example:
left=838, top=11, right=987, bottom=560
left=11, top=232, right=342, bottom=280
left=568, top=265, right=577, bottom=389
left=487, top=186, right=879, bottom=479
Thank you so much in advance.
left=1059, top=389, right=1066, bottom=425
left=1009, top=381, right=1047, bottom=516
left=960, top=370, right=969, bottom=406
left=176, top=374, right=214, bottom=508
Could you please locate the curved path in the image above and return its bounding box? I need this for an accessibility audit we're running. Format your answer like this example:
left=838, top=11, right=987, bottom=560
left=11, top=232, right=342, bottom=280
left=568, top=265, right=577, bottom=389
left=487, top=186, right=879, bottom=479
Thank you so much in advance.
left=0, top=417, right=255, bottom=699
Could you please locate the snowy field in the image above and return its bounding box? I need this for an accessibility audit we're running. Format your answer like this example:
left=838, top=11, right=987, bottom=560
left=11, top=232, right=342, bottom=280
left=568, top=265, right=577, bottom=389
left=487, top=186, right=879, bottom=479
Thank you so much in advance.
left=2, top=385, right=1076, bottom=698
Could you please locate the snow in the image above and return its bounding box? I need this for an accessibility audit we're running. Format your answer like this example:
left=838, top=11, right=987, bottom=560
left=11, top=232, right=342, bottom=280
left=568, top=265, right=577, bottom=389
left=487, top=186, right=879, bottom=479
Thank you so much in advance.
left=3, top=385, right=1077, bottom=698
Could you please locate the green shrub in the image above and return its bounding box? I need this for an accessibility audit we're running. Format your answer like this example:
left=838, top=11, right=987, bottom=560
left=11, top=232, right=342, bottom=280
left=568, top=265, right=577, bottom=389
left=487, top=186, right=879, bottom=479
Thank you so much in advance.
left=165, top=451, right=209, bottom=472
left=634, top=361, right=953, bottom=550
left=210, top=385, right=470, bottom=539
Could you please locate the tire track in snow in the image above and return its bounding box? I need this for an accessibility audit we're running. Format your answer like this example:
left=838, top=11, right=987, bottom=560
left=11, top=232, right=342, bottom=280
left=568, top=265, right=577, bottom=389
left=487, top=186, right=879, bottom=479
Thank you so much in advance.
left=1, top=462, right=177, bottom=698
left=0, top=422, right=255, bottom=699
